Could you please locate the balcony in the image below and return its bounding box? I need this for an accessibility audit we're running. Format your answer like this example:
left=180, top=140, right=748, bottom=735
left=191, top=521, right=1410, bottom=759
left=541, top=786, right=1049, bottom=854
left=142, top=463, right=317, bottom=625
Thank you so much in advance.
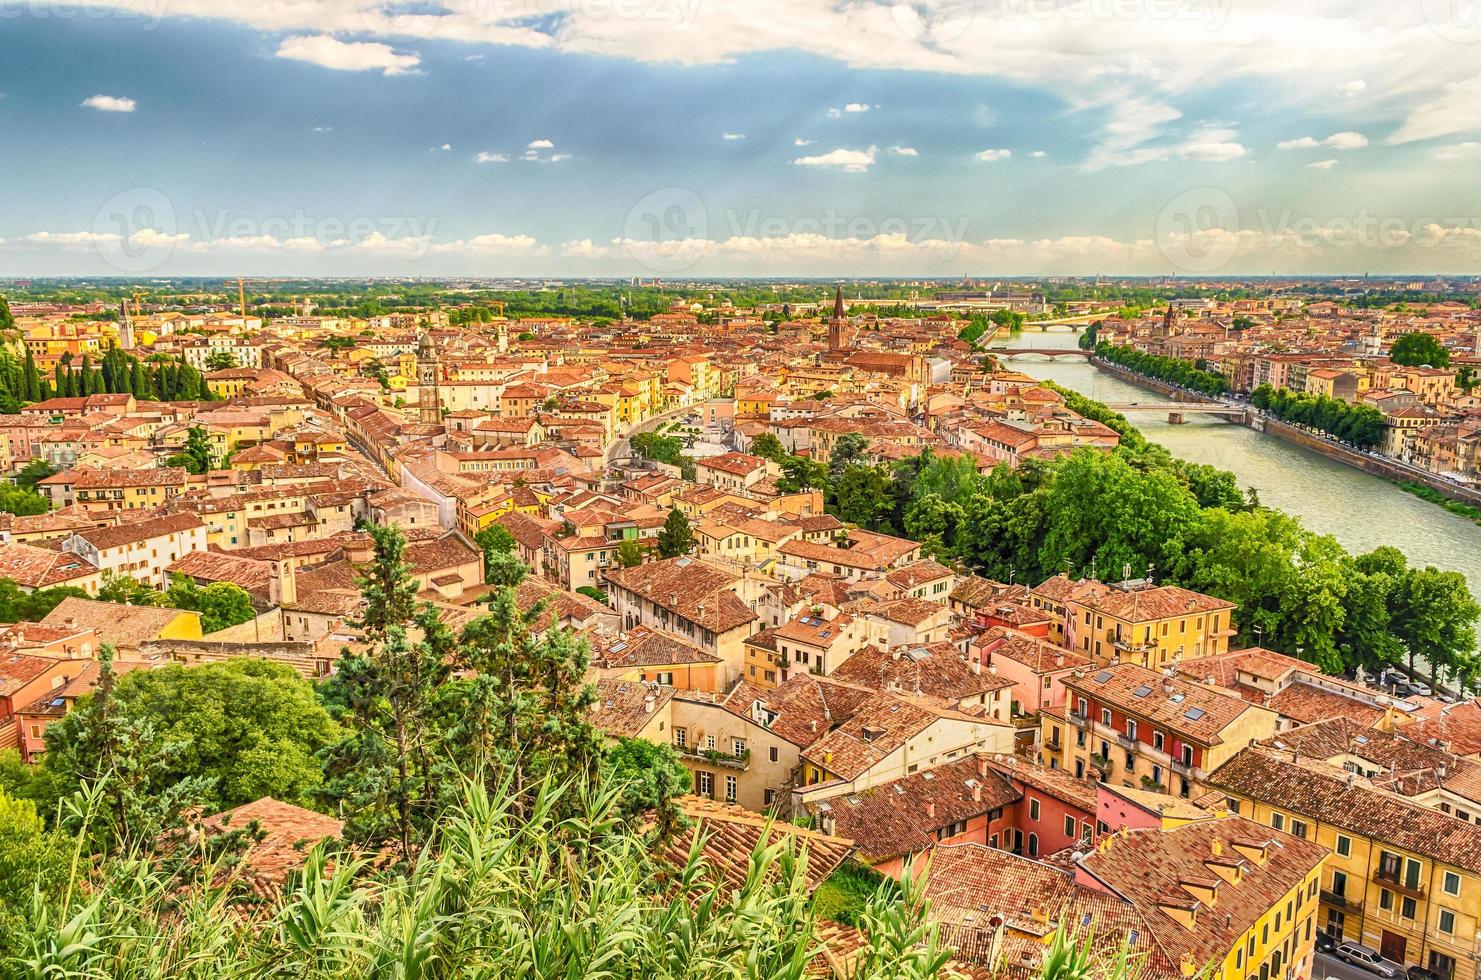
left=1375, top=872, right=1426, bottom=900
left=1067, top=711, right=1089, bottom=728
left=1116, top=732, right=1139, bottom=751
left=676, top=744, right=751, bottom=772
left=1170, top=759, right=1194, bottom=777
left=1319, top=891, right=1361, bottom=914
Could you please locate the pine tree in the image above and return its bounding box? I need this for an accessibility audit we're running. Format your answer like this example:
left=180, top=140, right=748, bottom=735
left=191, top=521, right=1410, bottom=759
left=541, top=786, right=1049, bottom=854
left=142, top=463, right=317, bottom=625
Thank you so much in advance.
left=21, top=347, right=39, bottom=402
left=0, top=293, right=12, bottom=331
left=656, top=507, right=695, bottom=558
left=318, top=523, right=454, bottom=857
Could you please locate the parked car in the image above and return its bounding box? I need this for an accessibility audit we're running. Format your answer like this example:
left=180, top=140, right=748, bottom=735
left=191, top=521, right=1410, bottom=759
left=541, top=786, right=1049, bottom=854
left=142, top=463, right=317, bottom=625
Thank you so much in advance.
left=1315, top=932, right=1336, bottom=954
left=1334, top=943, right=1405, bottom=978
left=1406, top=967, right=1442, bottom=980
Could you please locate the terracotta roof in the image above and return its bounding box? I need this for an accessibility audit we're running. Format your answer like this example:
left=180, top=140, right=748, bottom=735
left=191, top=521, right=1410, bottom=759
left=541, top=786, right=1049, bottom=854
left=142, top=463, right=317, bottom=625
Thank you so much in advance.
left=603, top=557, right=757, bottom=634
left=200, top=797, right=343, bottom=895
left=810, top=755, right=1021, bottom=862
left=0, top=543, right=100, bottom=588
left=40, top=597, right=199, bottom=649
left=74, top=512, right=204, bottom=552
left=1208, top=745, right=1481, bottom=873
left=1078, top=816, right=1328, bottom=972
left=830, top=642, right=1015, bottom=706
left=590, top=626, right=720, bottom=669
left=589, top=679, right=673, bottom=738
left=1402, top=701, right=1481, bottom=757
left=1081, top=584, right=1234, bottom=623
left=1065, top=663, right=1268, bottom=745
left=661, top=796, right=855, bottom=893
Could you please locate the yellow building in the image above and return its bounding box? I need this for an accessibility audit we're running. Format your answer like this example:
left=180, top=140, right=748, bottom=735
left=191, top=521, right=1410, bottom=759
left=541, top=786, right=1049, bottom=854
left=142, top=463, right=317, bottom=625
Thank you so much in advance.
left=1212, top=743, right=1481, bottom=980
left=1076, top=816, right=1328, bottom=980
left=1066, top=584, right=1236, bottom=668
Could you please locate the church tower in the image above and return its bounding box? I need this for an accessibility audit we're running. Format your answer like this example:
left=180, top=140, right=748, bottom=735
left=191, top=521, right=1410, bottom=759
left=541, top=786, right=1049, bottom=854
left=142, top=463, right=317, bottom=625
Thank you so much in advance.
left=417, top=332, right=442, bottom=424
left=828, top=284, right=849, bottom=352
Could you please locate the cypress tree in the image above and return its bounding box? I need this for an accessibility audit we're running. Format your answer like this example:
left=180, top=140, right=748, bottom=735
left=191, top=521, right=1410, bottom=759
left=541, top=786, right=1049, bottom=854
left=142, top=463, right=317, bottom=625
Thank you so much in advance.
left=22, top=347, right=40, bottom=402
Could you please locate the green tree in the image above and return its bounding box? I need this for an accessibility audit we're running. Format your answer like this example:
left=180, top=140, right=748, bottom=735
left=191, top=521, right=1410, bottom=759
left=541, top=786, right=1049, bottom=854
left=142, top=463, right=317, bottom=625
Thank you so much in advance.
left=22, top=346, right=41, bottom=402
left=205, top=349, right=240, bottom=371
left=1390, top=332, right=1450, bottom=368
left=0, top=579, right=89, bottom=622
left=834, top=464, right=895, bottom=531
left=446, top=582, right=600, bottom=820
left=0, top=483, right=50, bottom=516
left=0, top=791, right=74, bottom=959
left=777, top=454, right=827, bottom=493
left=656, top=507, right=695, bottom=558
left=1390, top=566, right=1481, bottom=683
left=317, top=523, right=455, bottom=855
left=749, top=431, right=787, bottom=461
left=601, top=736, right=691, bottom=837
left=50, top=659, right=340, bottom=812
left=96, top=570, right=164, bottom=607
left=166, top=425, right=215, bottom=474
left=474, top=524, right=517, bottom=584
left=164, top=576, right=257, bottom=633
left=616, top=538, right=644, bottom=568
left=41, top=644, right=214, bottom=852
left=1457, top=366, right=1477, bottom=394
left=0, top=292, right=12, bottom=331
left=828, top=431, right=870, bottom=480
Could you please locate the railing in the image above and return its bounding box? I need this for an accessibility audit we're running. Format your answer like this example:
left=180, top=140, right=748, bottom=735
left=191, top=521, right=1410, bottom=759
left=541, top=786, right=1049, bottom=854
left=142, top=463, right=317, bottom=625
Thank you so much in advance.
left=1067, top=711, right=1089, bottom=728
left=1116, top=733, right=1139, bottom=751
left=676, top=744, right=751, bottom=771
left=1171, top=760, right=1194, bottom=777
left=1320, top=890, right=1352, bottom=909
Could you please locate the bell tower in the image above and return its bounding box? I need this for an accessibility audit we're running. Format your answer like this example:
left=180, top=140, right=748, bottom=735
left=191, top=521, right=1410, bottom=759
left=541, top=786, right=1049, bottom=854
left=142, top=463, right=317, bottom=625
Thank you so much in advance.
left=417, top=332, right=441, bottom=424
left=828, top=284, right=849, bottom=352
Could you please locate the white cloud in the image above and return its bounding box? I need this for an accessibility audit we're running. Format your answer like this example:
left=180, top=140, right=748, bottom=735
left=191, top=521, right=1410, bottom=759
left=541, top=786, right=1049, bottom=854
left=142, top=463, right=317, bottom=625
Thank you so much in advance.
left=81, top=94, right=135, bottom=113
left=1077, top=93, right=1181, bottom=171
left=890, top=145, right=918, bottom=156
left=1390, top=76, right=1481, bottom=144
left=431, top=143, right=451, bottom=151
left=275, top=35, right=420, bottom=76
left=475, top=151, right=509, bottom=163
left=1308, top=159, right=1339, bottom=170
left=794, top=138, right=815, bottom=146
left=561, top=238, right=611, bottom=258
left=1030, top=150, right=1047, bottom=158
left=844, top=102, right=873, bottom=113
left=792, top=146, right=877, bottom=172
left=311, top=125, right=333, bottom=133
left=722, top=132, right=746, bottom=141
left=1178, top=126, right=1247, bottom=162
left=1339, top=80, right=1367, bottom=98
left=974, top=148, right=1011, bottom=162
left=527, top=138, right=555, bottom=149
left=1279, top=131, right=1368, bottom=151
left=27, top=230, right=122, bottom=245
left=1435, top=141, right=1481, bottom=160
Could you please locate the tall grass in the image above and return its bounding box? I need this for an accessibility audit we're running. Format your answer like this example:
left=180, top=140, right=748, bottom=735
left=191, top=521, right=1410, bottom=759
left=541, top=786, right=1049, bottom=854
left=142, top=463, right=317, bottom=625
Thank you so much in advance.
left=4, top=776, right=967, bottom=980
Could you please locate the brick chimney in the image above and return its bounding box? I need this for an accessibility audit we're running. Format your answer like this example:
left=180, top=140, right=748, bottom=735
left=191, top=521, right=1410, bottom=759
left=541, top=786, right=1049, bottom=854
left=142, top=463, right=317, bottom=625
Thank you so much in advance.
left=925, top=801, right=936, bottom=819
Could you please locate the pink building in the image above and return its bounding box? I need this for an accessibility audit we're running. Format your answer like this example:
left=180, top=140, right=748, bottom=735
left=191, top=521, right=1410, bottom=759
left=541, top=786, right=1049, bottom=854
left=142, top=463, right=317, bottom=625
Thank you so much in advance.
left=974, top=627, right=1093, bottom=716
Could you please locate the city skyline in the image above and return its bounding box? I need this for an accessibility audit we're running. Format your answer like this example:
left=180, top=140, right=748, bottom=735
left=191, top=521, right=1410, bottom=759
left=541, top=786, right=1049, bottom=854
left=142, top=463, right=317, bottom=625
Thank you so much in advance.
left=3, top=1, right=1481, bottom=276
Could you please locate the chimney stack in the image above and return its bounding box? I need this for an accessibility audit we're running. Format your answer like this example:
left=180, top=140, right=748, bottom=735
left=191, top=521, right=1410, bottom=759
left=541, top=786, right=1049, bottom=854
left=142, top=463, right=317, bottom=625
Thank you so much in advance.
left=978, top=756, right=989, bottom=777
left=926, top=801, right=936, bottom=819
left=972, top=784, right=982, bottom=802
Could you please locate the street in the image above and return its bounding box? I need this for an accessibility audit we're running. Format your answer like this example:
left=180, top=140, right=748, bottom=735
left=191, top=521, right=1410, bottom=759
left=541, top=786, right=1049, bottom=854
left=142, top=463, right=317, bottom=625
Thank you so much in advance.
left=1314, top=950, right=1403, bottom=980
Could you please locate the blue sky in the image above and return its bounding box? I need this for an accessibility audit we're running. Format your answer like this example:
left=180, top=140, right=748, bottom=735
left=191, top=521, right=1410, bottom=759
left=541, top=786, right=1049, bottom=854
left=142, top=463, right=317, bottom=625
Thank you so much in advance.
left=3, top=1, right=1481, bottom=277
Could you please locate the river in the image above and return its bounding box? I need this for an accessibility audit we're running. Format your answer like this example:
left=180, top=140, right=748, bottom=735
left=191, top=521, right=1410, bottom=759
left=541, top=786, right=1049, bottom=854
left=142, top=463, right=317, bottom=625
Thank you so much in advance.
left=993, top=327, right=1481, bottom=638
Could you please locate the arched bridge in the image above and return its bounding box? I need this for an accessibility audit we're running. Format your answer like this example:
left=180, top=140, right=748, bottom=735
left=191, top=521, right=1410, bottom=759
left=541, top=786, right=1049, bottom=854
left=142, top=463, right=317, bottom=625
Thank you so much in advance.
left=985, top=348, right=1094, bottom=359
left=1102, top=402, right=1246, bottom=416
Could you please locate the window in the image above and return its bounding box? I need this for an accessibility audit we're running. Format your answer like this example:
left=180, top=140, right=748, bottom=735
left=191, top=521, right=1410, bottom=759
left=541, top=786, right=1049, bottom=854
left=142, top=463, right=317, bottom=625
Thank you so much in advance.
left=705, top=734, right=716, bottom=751
left=656, top=671, right=673, bottom=685
left=763, top=789, right=775, bottom=806
left=724, top=776, right=737, bottom=804
left=1030, top=799, right=1041, bottom=820
left=1291, top=820, right=1308, bottom=839
left=1331, top=871, right=1347, bottom=898
left=1153, top=731, right=1164, bottom=750
left=1027, top=833, right=1038, bottom=857
left=674, top=728, right=687, bottom=748
left=1271, top=813, right=1285, bottom=832
left=732, top=739, right=746, bottom=758
left=1065, top=815, right=1076, bottom=837
left=1401, top=896, right=1417, bottom=920
left=1379, top=888, right=1393, bottom=911
left=1438, top=909, right=1455, bottom=934
left=769, top=746, right=779, bottom=763
left=1442, top=871, right=1460, bottom=896
left=697, top=771, right=712, bottom=796
left=1335, top=835, right=1351, bottom=858
left=1126, top=719, right=1137, bottom=739
left=1101, top=708, right=1112, bottom=726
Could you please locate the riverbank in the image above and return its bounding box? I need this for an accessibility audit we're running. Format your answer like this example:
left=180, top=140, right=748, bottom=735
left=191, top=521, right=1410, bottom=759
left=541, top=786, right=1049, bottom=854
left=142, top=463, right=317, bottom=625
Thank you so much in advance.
left=1091, top=356, right=1481, bottom=512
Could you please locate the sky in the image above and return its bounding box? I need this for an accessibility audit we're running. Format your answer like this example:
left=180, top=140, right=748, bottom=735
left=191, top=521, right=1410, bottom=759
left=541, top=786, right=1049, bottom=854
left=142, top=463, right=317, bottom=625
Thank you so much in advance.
left=3, top=0, right=1481, bottom=277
